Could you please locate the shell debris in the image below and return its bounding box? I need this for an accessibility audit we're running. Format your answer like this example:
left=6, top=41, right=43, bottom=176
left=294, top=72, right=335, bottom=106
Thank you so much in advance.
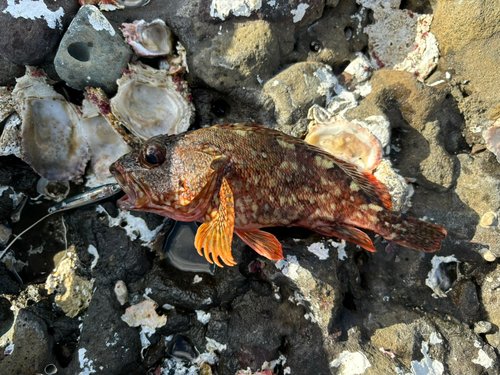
left=110, top=61, right=195, bottom=141
left=305, top=108, right=382, bottom=173
left=121, top=299, right=167, bottom=329
left=483, top=118, right=500, bottom=163
left=120, top=19, right=173, bottom=57
left=114, top=280, right=129, bottom=305
left=45, top=245, right=95, bottom=318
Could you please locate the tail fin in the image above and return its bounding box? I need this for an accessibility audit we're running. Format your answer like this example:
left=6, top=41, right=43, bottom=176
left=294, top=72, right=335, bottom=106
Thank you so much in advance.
left=378, top=211, right=447, bottom=253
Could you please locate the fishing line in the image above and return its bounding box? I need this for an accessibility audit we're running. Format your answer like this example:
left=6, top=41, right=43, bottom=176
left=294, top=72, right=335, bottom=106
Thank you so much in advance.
left=0, top=212, right=55, bottom=261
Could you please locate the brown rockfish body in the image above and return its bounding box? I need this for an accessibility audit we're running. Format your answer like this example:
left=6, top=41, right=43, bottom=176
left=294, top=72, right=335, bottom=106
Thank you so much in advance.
left=110, top=123, right=446, bottom=267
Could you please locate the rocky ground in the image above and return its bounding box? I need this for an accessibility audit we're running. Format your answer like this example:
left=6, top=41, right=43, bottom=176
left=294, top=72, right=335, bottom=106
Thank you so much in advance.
left=1, top=0, right=500, bottom=374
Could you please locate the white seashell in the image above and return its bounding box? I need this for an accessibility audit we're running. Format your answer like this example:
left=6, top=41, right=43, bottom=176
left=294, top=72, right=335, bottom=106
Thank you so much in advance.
left=110, top=62, right=195, bottom=141
left=10, top=67, right=90, bottom=181
left=121, top=299, right=166, bottom=329
left=80, top=97, right=132, bottom=186
left=120, top=19, right=173, bottom=57
left=114, top=280, right=128, bottom=305
left=305, top=114, right=382, bottom=173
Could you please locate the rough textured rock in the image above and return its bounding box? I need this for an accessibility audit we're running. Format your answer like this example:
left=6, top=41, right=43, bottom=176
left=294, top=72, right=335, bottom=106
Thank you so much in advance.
left=54, top=5, right=132, bottom=93
left=432, top=0, right=500, bottom=119
left=2, top=2, right=500, bottom=375
left=347, top=70, right=458, bottom=191
left=191, top=20, right=280, bottom=92
left=0, top=56, right=24, bottom=86
left=0, top=309, right=55, bottom=374
left=293, top=0, right=369, bottom=69
left=262, top=62, right=338, bottom=136
left=0, top=0, right=79, bottom=66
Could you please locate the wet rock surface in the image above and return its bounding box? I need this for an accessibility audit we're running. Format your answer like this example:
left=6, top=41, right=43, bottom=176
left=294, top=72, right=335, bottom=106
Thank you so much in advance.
left=1, top=1, right=500, bottom=375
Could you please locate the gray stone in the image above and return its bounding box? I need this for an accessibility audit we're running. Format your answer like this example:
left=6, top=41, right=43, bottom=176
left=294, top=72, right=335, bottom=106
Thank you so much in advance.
left=262, top=61, right=338, bottom=135
left=54, top=5, right=132, bottom=94
left=0, top=0, right=79, bottom=65
left=419, top=120, right=457, bottom=192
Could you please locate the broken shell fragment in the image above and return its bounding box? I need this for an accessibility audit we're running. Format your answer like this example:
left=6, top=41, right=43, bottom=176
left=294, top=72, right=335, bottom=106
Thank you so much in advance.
left=0, top=86, right=14, bottom=123
left=10, top=67, right=90, bottom=181
left=86, top=87, right=141, bottom=149
left=160, top=42, right=190, bottom=74
left=110, top=62, right=195, bottom=141
left=121, top=299, right=166, bottom=329
left=484, top=120, right=500, bottom=163
left=80, top=96, right=132, bottom=186
left=305, top=112, right=382, bottom=173
left=0, top=113, right=22, bottom=158
left=120, top=19, right=173, bottom=57
left=46, top=246, right=94, bottom=318
left=114, top=280, right=129, bottom=305
left=78, top=0, right=124, bottom=11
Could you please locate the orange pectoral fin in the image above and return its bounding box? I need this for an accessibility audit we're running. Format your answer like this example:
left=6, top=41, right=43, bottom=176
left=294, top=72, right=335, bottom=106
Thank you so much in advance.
left=194, top=178, right=236, bottom=267
left=315, top=225, right=376, bottom=253
left=234, top=229, right=284, bottom=261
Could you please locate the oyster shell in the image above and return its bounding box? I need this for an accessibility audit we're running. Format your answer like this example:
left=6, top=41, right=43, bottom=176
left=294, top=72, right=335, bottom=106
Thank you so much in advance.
left=78, top=0, right=124, bottom=11
left=80, top=96, right=132, bottom=186
left=305, top=106, right=382, bottom=173
left=0, top=87, right=14, bottom=123
left=110, top=62, right=195, bottom=141
left=120, top=19, right=173, bottom=57
left=484, top=119, right=500, bottom=163
left=159, top=42, right=189, bottom=74
left=10, top=67, right=90, bottom=181
left=0, top=113, right=22, bottom=158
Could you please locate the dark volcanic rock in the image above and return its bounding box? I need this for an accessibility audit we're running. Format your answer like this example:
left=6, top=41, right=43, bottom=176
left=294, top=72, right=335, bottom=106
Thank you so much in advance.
left=0, top=309, right=54, bottom=374
left=0, top=0, right=79, bottom=66
left=0, top=56, right=24, bottom=86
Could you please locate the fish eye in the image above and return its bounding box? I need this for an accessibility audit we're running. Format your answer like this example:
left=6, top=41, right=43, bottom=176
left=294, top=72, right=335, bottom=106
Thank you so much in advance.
left=140, top=143, right=166, bottom=168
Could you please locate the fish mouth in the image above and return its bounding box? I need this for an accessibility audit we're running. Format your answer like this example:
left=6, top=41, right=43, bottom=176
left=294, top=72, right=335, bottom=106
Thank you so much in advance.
left=110, top=165, right=148, bottom=210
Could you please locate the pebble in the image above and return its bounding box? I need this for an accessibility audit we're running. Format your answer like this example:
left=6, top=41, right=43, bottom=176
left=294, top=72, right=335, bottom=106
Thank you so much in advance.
left=54, top=5, right=132, bottom=93
left=474, top=321, right=493, bottom=334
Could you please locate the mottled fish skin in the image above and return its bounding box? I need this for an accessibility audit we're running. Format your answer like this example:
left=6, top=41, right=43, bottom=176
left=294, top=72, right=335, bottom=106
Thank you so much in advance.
left=110, top=123, right=447, bottom=267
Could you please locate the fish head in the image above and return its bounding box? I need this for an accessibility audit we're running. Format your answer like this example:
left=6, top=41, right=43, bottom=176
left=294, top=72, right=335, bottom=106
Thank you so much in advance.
left=110, top=134, right=181, bottom=216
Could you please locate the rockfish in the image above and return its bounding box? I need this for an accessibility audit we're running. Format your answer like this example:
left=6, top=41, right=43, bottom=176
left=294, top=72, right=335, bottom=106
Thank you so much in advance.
left=110, top=123, right=446, bottom=267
